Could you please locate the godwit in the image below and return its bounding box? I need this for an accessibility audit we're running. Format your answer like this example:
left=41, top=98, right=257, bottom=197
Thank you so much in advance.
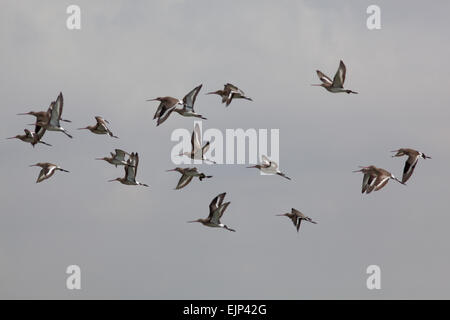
left=391, top=148, right=431, bottom=183
left=313, top=60, right=358, bottom=94
left=354, top=165, right=405, bottom=194
left=30, top=162, right=69, bottom=183
left=172, top=84, right=207, bottom=120
left=166, top=167, right=212, bottom=190
left=179, top=123, right=216, bottom=164
left=207, top=83, right=253, bottom=107
left=96, top=149, right=130, bottom=167
left=352, top=165, right=379, bottom=194
left=147, top=85, right=206, bottom=126
left=7, top=129, right=51, bottom=147
left=35, top=93, right=73, bottom=138
left=277, top=208, right=317, bottom=232
left=247, top=155, right=291, bottom=180
left=108, top=152, right=149, bottom=187
left=188, top=192, right=235, bottom=232
left=78, top=116, right=118, bottom=138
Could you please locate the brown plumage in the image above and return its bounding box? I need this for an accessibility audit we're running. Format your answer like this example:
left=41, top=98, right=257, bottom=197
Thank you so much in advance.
left=391, top=148, right=431, bottom=183
left=276, top=208, right=317, bottom=232
left=188, top=192, right=235, bottom=232
left=78, top=116, right=118, bottom=138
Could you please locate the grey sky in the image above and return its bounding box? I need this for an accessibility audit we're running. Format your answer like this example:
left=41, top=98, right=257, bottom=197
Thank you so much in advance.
left=1, top=0, right=449, bottom=299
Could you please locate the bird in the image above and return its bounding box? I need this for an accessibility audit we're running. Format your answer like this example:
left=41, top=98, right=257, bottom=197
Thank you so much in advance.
left=247, top=155, right=291, bottom=180
left=352, top=165, right=379, bottom=194
left=354, top=165, right=405, bottom=194
left=188, top=192, right=235, bottom=232
left=312, top=60, right=358, bottom=94
left=7, top=129, right=51, bottom=147
left=147, top=85, right=206, bottom=126
left=78, top=116, right=119, bottom=138
left=96, top=149, right=130, bottom=167
left=391, top=148, right=431, bottom=183
left=179, top=123, right=216, bottom=164
left=166, top=167, right=212, bottom=190
left=108, top=152, right=149, bottom=187
left=172, top=84, right=207, bottom=120
left=30, top=162, right=69, bottom=183
left=276, top=208, right=317, bottom=232
left=35, top=92, right=73, bottom=138
left=207, top=83, right=253, bottom=107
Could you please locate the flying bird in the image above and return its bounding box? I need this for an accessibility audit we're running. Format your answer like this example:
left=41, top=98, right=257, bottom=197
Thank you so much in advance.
left=179, top=123, right=216, bottom=164
left=354, top=165, right=405, bottom=194
left=7, top=129, right=51, bottom=147
left=277, top=208, right=317, bottom=232
left=96, top=149, right=131, bottom=167
left=78, top=116, right=119, bottom=138
left=313, top=60, right=358, bottom=94
left=147, top=85, right=206, bottom=126
left=166, top=167, right=212, bottom=190
left=35, top=92, right=73, bottom=138
left=391, top=148, right=431, bottom=183
left=30, top=162, right=69, bottom=183
left=108, top=152, right=149, bottom=187
left=188, top=192, right=235, bottom=232
left=247, top=155, right=291, bottom=180
left=207, top=83, right=253, bottom=107
left=172, top=85, right=206, bottom=119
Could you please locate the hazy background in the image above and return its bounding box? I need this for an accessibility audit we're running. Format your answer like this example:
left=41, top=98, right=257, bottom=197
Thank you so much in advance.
left=0, top=0, right=449, bottom=299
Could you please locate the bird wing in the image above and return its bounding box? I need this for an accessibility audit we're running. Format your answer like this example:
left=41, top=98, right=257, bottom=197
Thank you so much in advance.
left=191, top=123, right=202, bottom=152
left=402, top=155, right=419, bottom=183
left=202, top=141, right=210, bottom=155
left=49, top=93, right=64, bottom=126
left=224, top=83, right=240, bottom=93
left=296, top=217, right=302, bottom=232
left=217, top=202, right=230, bottom=220
left=292, top=208, right=306, bottom=219
left=332, top=60, right=346, bottom=88
left=176, top=174, right=194, bottom=190
left=261, top=155, right=271, bottom=166
left=183, top=84, right=202, bottom=112
left=373, top=175, right=390, bottom=191
left=208, top=193, right=226, bottom=219
left=114, top=149, right=129, bottom=162
left=37, top=166, right=56, bottom=183
left=125, top=153, right=137, bottom=182
left=316, top=70, right=333, bottom=84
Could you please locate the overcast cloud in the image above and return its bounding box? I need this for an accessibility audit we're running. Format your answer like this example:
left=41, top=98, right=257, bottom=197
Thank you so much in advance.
left=0, top=0, right=449, bottom=299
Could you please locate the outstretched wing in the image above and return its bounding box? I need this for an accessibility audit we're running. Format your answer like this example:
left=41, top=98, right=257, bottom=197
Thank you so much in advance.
left=191, top=123, right=202, bottom=152
left=402, top=155, right=419, bottom=183
left=114, top=149, right=129, bottom=162
left=176, top=174, right=194, bottom=190
left=208, top=192, right=226, bottom=219
left=332, top=60, right=346, bottom=88
left=183, top=84, right=202, bottom=112
left=316, top=70, right=333, bottom=84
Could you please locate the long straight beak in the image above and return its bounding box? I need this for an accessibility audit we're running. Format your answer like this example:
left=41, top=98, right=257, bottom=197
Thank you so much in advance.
left=60, top=169, right=70, bottom=173
left=187, top=220, right=198, bottom=223
left=77, top=127, right=88, bottom=130
left=95, top=158, right=104, bottom=160
left=311, top=84, right=322, bottom=86
left=246, top=165, right=257, bottom=168
left=108, top=179, right=116, bottom=182
left=146, top=98, right=158, bottom=101
left=6, top=136, right=16, bottom=139
left=17, top=112, right=30, bottom=115
left=166, top=169, right=176, bottom=172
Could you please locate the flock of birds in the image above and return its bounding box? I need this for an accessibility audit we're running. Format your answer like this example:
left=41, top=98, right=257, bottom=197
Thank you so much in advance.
left=7, top=60, right=431, bottom=233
